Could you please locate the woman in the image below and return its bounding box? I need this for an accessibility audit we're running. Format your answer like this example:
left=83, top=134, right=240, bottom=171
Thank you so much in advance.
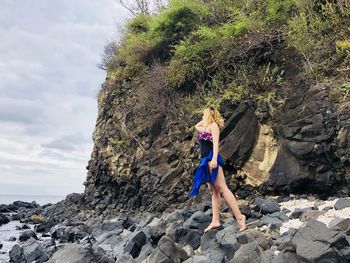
left=189, top=106, right=246, bottom=233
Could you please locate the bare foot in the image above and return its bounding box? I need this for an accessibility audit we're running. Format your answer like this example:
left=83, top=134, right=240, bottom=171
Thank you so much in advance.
left=204, top=222, right=221, bottom=233
left=237, top=214, right=246, bottom=232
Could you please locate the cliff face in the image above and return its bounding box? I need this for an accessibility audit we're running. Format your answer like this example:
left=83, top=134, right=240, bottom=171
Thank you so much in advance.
left=80, top=1, right=350, bottom=217
left=81, top=41, right=349, bottom=218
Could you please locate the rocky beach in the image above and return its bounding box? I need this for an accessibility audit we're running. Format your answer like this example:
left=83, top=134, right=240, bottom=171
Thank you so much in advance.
left=2, top=194, right=350, bottom=262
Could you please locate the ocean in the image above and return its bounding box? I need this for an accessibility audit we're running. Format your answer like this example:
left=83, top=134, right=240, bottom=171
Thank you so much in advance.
left=0, top=194, right=66, bottom=206
left=0, top=194, right=66, bottom=262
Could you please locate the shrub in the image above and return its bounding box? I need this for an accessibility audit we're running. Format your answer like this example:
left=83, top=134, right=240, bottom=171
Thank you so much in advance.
left=330, top=83, right=350, bottom=103
left=148, top=0, right=209, bottom=43
left=126, top=13, right=151, bottom=34
left=109, top=0, right=209, bottom=81
left=166, top=26, right=220, bottom=89
left=218, top=15, right=251, bottom=37
left=31, top=214, right=46, bottom=224
left=264, top=0, right=297, bottom=25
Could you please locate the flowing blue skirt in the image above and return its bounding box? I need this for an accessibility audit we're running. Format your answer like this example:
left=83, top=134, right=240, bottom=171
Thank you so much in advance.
left=189, top=149, right=224, bottom=197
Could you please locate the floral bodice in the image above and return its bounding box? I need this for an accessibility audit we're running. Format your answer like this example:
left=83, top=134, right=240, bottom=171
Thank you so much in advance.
left=197, top=130, right=213, bottom=142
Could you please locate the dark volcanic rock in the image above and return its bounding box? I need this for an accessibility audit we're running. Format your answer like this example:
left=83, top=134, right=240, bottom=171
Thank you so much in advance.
left=7, top=201, right=39, bottom=212
left=91, top=221, right=124, bottom=238
left=199, top=230, right=227, bottom=263
left=289, top=207, right=317, bottom=219
left=10, top=237, right=49, bottom=263
left=253, top=198, right=280, bottom=215
left=219, top=101, right=259, bottom=168
left=0, top=204, right=10, bottom=213
left=21, top=224, right=31, bottom=230
left=179, top=229, right=202, bottom=250
left=9, top=244, right=26, bottom=263
left=183, top=255, right=209, bottom=263
left=47, top=242, right=113, bottom=263
left=112, top=230, right=147, bottom=260
left=265, top=85, right=344, bottom=194
left=147, top=235, right=189, bottom=263
left=19, top=230, right=38, bottom=242
left=0, top=213, right=10, bottom=225
left=123, top=231, right=147, bottom=258
left=35, top=216, right=61, bottom=233
left=291, top=219, right=349, bottom=262
left=329, top=217, right=350, bottom=231
left=230, top=242, right=267, bottom=263
left=276, top=228, right=298, bottom=251
left=216, top=226, right=241, bottom=259
left=183, top=211, right=211, bottom=231
left=40, top=193, right=85, bottom=225
left=260, top=213, right=286, bottom=226
left=334, top=198, right=350, bottom=210
left=276, top=248, right=299, bottom=263
left=51, top=224, right=90, bottom=243
left=135, top=243, right=154, bottom=263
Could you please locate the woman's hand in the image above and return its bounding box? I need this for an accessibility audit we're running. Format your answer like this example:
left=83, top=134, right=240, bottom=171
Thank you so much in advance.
left=210, top=159, right=218, bottom=170
left=207, top=183, right=216, bottom=195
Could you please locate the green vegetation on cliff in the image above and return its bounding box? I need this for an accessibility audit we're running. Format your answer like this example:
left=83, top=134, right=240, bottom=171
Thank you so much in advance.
left=102, top=0, right=349, bottom=117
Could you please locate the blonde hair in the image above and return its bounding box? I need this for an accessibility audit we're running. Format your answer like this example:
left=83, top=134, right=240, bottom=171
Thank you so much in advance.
left=203, top=106, right=225, bottom=129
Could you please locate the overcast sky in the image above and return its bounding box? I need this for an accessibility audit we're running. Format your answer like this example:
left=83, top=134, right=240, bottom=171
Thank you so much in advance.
left=0, top=0, right=129, bottom=196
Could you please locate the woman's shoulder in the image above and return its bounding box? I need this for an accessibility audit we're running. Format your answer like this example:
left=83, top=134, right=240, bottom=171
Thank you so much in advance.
left=209, top=122, right=219, bottom=130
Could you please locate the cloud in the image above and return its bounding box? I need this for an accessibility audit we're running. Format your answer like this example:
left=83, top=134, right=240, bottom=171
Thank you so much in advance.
left=0, top=98, right=46, bottom=124
left=0, top=0, right=129, bottom=196
left=42, top=132, right=90, bottom=152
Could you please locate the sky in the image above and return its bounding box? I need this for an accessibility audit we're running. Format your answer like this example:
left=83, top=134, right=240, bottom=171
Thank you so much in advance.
left=0, top=0, right=129, bottom=196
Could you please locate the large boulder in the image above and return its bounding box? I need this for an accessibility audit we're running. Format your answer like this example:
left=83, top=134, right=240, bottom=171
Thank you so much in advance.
left=230, top=242, right=268, bottom=263
left=9, top=237, right=49, bottom=263
left=35, top=216, right=61, bottom=233
left=219, top=101, right=259, bottom=168
left=0, top=204, right=10, bottom=213
left=253, top=198, right=280, bottom=215
left=51, top=224, right=90, bottom=243
left=200, top=230, right=228, bottom=263
left=265, top=85, right=344, bottom=194
left=47, top=242, right=113, bottom=263
left=147, top=235, right=189, bottom=263
left=291, top=219, right=349, bottom=262
left=19, top=230, right=38, bottom=242
left=183, top=211, right=211, bottom=231
left=112, top=230, right=147, bottom=260
left=0, top=213, right=10, bottom=225
left=334, top=198, right=350, bottom=210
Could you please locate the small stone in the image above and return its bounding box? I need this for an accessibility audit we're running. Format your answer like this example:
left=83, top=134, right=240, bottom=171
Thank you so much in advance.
left=334, top=198, right=350, bottom=210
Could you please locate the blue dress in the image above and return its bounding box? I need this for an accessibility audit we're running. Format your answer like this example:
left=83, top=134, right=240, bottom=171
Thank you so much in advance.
left=189, top=130, right=224, bottom=197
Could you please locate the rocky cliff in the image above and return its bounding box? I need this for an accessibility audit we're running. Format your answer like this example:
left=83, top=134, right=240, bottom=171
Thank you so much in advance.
left=78, top=0, right=350, bottom=218
left=2, top=1, right=350, bottom=262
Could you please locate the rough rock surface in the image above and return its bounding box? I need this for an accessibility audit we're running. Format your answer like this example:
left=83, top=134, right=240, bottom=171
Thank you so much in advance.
left=80, top=81, right=349, bottom=216
left=47, top=242, right=113, bottom=263
left=3, top=196, right=350, bottom=263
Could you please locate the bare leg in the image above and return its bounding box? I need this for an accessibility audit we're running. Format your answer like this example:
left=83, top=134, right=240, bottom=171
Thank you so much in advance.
left=204, top=161, right=221, bottom=233
left=214, top=166, right=246, bottom=231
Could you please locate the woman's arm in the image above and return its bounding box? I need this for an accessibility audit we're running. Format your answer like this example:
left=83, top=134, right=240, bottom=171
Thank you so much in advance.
left=211, top=122, right=220, bottom=162
left=195, top=120, right=206, bottom=132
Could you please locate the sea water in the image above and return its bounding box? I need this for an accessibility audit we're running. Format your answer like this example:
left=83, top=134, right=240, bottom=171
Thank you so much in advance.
left=0, top=194, right=66, bottom=206
left=0, top=195, right=65, bottom=262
